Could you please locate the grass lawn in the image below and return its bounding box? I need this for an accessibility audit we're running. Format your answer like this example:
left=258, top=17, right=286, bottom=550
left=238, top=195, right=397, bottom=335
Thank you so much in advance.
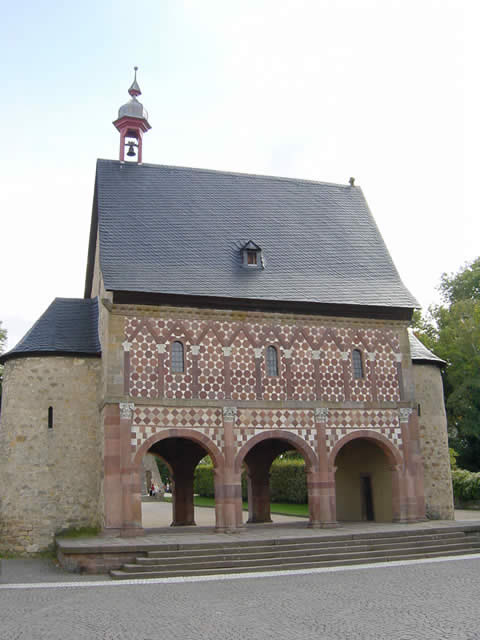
left=164, top=495, right=309, bottom=518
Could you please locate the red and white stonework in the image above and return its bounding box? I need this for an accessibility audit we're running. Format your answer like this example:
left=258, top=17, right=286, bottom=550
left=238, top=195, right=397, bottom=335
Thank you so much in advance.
left=91, top=308, right=430, bottom=536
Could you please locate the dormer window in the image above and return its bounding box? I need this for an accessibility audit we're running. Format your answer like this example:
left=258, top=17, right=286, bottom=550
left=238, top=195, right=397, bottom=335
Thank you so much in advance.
left=241, top=240, right=263, bottom=269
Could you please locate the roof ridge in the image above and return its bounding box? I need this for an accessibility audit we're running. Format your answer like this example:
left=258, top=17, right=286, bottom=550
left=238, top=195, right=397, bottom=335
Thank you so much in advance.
left=95, top=158, right=357, bottom=190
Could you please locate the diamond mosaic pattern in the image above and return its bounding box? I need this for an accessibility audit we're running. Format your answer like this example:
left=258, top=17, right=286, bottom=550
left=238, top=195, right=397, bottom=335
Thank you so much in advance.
left=324, top=409, right=402, bottom=452
left=197, top=330, right=225, bottom=400
left=230, top=332, right=257, bottom=401
left=290, top=337, right=316, bottom=401
left=125, top=316, right=402, bottom=403
left=318, top=338, right=344, bottom=402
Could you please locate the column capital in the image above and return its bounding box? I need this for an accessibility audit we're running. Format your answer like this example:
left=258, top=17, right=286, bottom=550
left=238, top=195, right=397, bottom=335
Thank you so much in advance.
left=223, top=406, right=238, bottom=421
left=191, top=345, right=200, bottom=356
left=119, top=402, right=135, bottom=420
left=222, top=346, right=232, bottom=357
left=315, top=407, right=329, bottom=423
left=399, top=407, right=413, bottom=423
left=283, top=348, right=292, bottom=359
left=156, top=343, right=167, bottom=354
left=253, top=348, right=263, bottom=359
left=122, top=341, right=131, bottom=352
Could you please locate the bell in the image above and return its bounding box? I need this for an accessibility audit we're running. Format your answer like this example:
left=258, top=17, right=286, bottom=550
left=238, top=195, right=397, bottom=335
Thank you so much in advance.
left=126, top=143, right=136, bottom=157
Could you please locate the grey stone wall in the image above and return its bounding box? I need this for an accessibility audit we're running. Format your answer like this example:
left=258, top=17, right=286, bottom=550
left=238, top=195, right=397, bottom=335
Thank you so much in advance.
left=413, top=363, right=454, bottom=519
left=0, top=356, right=102, bottom=553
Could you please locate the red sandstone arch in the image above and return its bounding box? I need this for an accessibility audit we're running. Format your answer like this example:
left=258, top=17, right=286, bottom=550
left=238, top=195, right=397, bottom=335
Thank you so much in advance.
left=133, top=428, right=225, bottom=471
left=329, top=430, right=403, bottom=470
left=234, top=430, right=319, bottom=474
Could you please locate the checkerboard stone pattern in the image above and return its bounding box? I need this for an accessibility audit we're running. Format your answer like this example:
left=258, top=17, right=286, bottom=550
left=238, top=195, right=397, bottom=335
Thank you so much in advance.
left=235, top=409, right=316, bottom=448
left=131, top=406, right=223, bottom=453
left=324, top=409, right=402, bottom=453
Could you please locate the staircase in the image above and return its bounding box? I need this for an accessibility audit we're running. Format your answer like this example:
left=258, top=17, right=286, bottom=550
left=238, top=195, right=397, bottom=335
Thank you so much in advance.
left=110, top=526, right=480, bottom=580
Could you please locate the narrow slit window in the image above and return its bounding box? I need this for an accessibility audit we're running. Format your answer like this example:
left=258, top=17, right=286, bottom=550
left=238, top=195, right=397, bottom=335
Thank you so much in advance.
left=352, top=349, right=364, bottom=379
left=48, top=406, right=53, bottom=429
left=266, top=346, right=279, bottom=377
left=171, top=341, right=184, bottom=373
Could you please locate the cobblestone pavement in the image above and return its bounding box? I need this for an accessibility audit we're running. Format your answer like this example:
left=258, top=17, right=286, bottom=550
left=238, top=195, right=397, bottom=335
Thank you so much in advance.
left=1, top=557, right=480, bottom=639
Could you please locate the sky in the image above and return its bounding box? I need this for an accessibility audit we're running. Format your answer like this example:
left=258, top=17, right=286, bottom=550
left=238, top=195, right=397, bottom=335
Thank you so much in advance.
left=2, top=0, right=478, bottom=350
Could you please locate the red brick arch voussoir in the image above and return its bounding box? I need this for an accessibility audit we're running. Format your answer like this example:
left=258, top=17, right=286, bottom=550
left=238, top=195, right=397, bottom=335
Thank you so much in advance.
left=133, top=428, right=225, bottom=472
left=328, top=429, right=403, bottom=470
left=234, top=430, right=319, bottom=475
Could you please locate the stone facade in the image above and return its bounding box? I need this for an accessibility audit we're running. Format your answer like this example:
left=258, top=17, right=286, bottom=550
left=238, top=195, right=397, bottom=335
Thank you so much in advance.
left=0, top=297, right=453, bottom=552
left=413, top=363, right=454, bottom=519
left=0, top=356, right=101, bottom=553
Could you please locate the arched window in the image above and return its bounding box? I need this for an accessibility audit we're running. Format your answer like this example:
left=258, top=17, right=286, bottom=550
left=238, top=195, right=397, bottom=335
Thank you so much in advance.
left=171, top=341, right=184, bottom=373
left=352, top=349, right=364, bottom=379
left=266, top=346, right=279, bottom=376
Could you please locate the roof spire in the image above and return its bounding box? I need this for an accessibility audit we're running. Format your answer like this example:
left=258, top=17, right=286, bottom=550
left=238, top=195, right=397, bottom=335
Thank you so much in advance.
left=128, top=66, right=142, bottom=97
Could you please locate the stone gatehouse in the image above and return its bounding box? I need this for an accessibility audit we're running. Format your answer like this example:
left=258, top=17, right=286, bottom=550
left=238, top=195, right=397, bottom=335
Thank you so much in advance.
left=0, top=71, right=453, bottom=553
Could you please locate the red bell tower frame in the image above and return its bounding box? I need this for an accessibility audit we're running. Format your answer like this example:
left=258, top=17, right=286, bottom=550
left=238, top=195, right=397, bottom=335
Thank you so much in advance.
left=113, top=67, right=151, bottom=163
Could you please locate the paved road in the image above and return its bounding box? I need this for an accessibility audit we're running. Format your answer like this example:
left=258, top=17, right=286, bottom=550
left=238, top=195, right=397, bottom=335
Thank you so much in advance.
left=1, top=556, right=480, bottom=639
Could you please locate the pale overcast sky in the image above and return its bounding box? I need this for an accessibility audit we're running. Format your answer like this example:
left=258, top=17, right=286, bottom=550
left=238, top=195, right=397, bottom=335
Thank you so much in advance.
left=2, top=0, right=478, bottom=350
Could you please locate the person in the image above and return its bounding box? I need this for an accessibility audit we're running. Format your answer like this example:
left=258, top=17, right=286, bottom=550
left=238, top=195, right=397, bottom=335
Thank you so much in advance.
left=150, top=482, right=156, bottom=497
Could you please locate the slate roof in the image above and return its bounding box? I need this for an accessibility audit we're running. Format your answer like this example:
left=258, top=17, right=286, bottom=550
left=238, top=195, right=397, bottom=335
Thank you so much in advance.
left=0, top=298, right=101, bottom=363
left=408, top=329, right=445, bottom=366
left=86, top=159, right=418, bottom=310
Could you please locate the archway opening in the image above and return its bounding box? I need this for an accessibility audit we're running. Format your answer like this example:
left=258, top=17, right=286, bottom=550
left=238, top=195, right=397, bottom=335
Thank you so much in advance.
left=141, top=436, right=212, bottom=528
left=335, top=438, right=393, bottom=522
left=242, top=437, right=311, bottom=526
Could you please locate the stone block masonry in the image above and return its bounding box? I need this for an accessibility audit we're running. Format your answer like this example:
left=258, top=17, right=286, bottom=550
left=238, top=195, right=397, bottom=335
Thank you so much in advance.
left=0, top=356, right=102, bottom=553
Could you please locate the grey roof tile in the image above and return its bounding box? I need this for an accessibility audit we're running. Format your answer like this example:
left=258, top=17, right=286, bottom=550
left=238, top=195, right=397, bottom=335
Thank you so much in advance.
left=408, top=329, right=445, bottom=365
left=93, top=160, right=418, bottom=309
left=0, top=298, right=101, bottom=363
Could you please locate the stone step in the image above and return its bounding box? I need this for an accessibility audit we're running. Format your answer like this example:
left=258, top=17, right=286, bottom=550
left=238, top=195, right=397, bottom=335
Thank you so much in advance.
left=122, top=541, right=480, bottom=573
left=145, top=531, right=471, bottom=559
left=137, top=538, right=480, bottom=567
left=110, top=547, right=480, bottom=580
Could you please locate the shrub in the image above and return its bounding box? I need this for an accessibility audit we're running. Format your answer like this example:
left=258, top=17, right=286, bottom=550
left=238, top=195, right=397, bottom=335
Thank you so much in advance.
left=194, top=464, right=215, bottom=497
left=451, top=468, right=480, bottom=502
left=194, top=459, right=308, bottom=504
left=270, top=458, right=307, bottom=503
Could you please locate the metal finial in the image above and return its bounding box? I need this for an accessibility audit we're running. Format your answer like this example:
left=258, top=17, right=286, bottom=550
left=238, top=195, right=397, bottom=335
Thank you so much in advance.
left=349, top=177, right=355, bottom=186
left=128, top=67, right=142, bottom=98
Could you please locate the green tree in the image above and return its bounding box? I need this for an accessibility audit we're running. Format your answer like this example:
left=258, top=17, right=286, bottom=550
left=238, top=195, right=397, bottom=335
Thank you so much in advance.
left=0, top=321, right=7, bottom=407
left=413, top=259, right=480, bottom=470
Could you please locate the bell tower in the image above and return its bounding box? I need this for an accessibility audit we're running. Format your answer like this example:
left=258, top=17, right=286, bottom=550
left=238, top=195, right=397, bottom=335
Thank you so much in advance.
left=113, top=67, right=151, bottom=163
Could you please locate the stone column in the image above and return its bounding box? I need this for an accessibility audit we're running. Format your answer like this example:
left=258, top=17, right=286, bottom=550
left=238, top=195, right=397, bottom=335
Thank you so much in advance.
left=119, top=402, right=144, bottom=536
left=217, top=406, right=243, bottom=532
left=395, top=353, right=406, bottom=401
left=171, top=460, right=196, bottom=526
left=246, top=464, right=272, bottom=523
left=312, top=407, right=337, bottom=527
left=103, top=404, right=123, bottom=534
left=399, top=407, right=426, bottom=522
